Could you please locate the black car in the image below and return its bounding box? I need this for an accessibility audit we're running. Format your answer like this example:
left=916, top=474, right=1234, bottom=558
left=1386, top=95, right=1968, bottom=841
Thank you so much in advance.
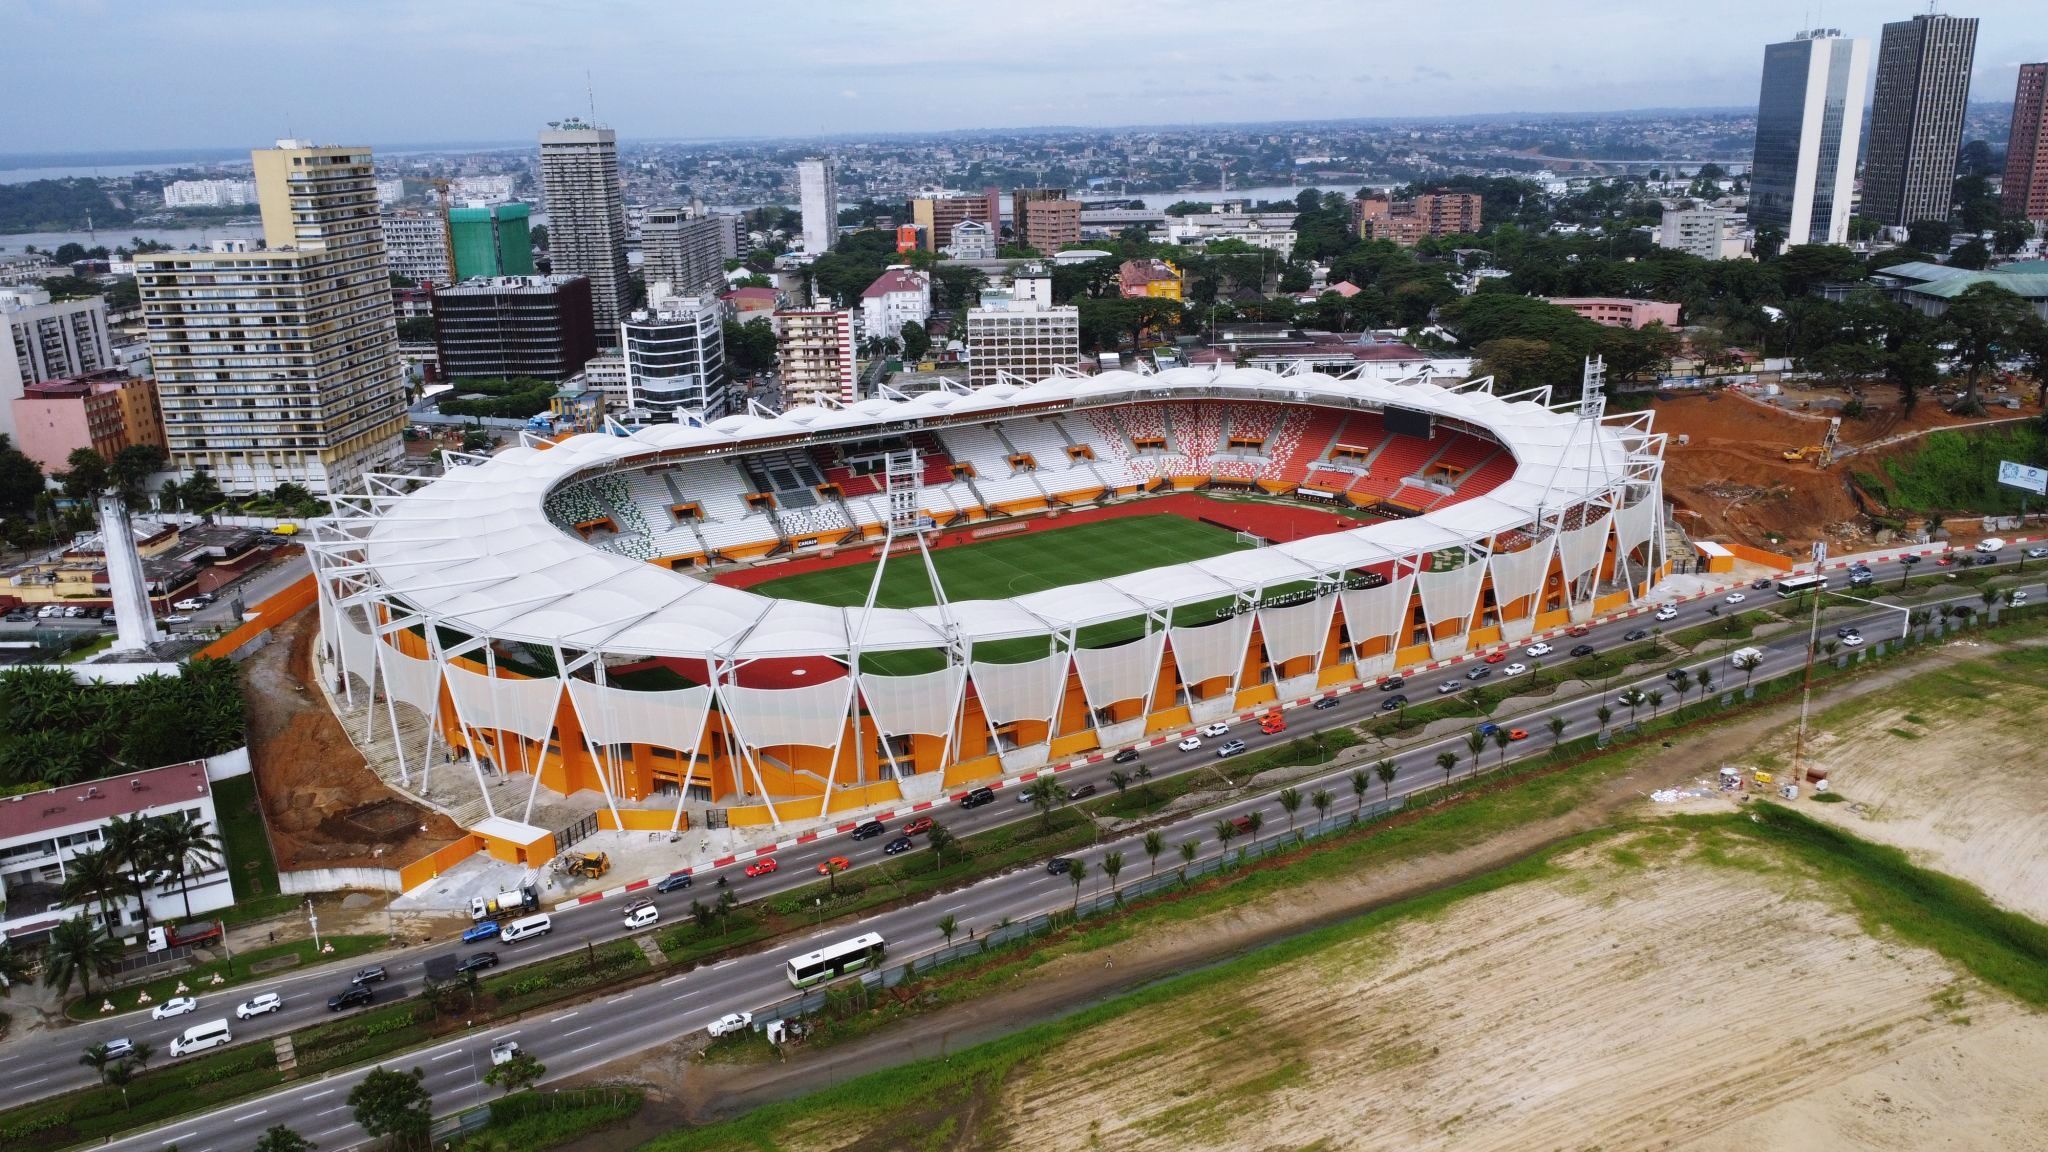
left=850, top=820, right=887, bottom=840
left=1465, top=665, right=1492, bottom=681
left=1066, top=782, right=1098, bottom=801
left=883, top=836, right=913, bottom=855
left=1977, top=553, right=2000, bottom=566
left=1046, top=857, right=1073, bottom=875
left=328, top=985, right=374, bottom=1011
left=1623, top=628, right=1648, bottom=641
left=1665, top=667, right=1688, bottom=682
left=959, top=786, right=996, bottom=809
left=1378, top=675, right=1405, bottom=691
left=456, top=951, right=498, bottom=974
left=1380, top=694, right=1408, bottom=711
left=1751, top=577, right=1773, bottom=590
left=1313, top=696, right=1340, bottom=710
left=655, top=871, right=694, bottom=893
left=352, top=965, right=388, bottom=985
left=1111, top=747, right=1141, bottom=764
left=1900, top=554, right=1922, bottom=566
left=1570, top=644, right=1596, bottom=657
left=1834, top=625, right=1860, bottom=639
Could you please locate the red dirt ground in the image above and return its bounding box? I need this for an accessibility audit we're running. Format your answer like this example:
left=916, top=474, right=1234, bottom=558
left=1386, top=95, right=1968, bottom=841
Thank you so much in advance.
left=712, top=492, right=1380, bottom=591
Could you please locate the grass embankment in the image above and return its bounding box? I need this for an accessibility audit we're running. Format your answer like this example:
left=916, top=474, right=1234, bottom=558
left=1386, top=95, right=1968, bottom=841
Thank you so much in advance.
left=66, top=934, right=386, bottom=1020
left=451, top=1087, right=644, bottom=1151
left=209, top=773, right=302, bottom=926
left=1078, top=728, right=1361, bottom=821
left=1660, top=610, right=1778, bottom=651
left=1359, top=643, right=1660, bottom=739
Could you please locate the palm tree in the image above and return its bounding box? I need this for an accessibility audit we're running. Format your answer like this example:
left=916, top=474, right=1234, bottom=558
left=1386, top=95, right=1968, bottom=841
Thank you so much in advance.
left=1734, top=652, right=1763, bottom=690
left=1618, top=688, right=1647, bottom=726
left=1102, top=851, right=1124, bottom=902
left=1648, top=688, right=1665, bottom=721
left=1213, top=817, right=1238, bottom=860
left=102, top=816, right=157, bottom=933
left=80, top=1042, right=117, bottom=1085
left=1596, top=704, right=1613, bottom=734
left=1548, top=715, right=1566, bottom=748
left=1435, top=750, right=1456, bottom=787
left=150, top=812, right=222, bottom=920
left=925, top=821, right=957, bottom=872
left=1278, top=787, right=1302, bottom=840
left=1244, top=810, right=1263, bottom=850
left=1143, top=830, right=1164, bottom=879
left=60, top=847, right=130, bottom=933
left=1672, top=668, right=1693, bottom=709
left=1466, top=729, right=1487, bottom=775
left=104, top=1059, right=137, bottom=1109
left=1311, top=788, right=1333, bottom=833
left=820, top=857, right=845, bottom=894
left=1067, top=858, right=1088, bottom=914
left=1351, top=768, right=1370, bottom=817
left=1696, top=668, right=1715, bottom=700
left=1492, top=727, right=1511, bottom=769
left=42, top=917, right=120, bottom=998
left=936, top=914, right=957, bottom=949
left=1025, top=777, right=1064, bottom=833
left=1178, top=837, right=1199, bottom=883
left=0, top=943, right=34, bottom=996
left=1375, top=758, right=1397, bottom=805
left=1982, top=585, right=2002, bottom=617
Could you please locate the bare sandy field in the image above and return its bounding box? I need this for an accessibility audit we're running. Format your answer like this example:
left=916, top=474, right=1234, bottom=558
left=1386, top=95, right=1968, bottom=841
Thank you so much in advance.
left=1732, top=648, right=2048, bottom=922
left=985, top=828, right=2041, bottom=1152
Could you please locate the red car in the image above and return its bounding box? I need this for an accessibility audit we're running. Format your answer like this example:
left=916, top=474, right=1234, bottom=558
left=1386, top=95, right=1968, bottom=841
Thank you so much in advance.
left=816, top=855, right=850, bottom=875
left=901, top=816, right=933, bottom=836
left=1508, top=728, right=1529, bottom=741
left=744, top=858, right=779, bottom=877
left=1566, top=624, right=1591, bottom=637
left=1483, top=651, right=1507, bottom=664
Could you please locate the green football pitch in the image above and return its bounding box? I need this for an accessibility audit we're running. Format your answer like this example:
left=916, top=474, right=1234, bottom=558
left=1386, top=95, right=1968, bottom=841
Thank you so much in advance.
left=749, top=514, right=1253, bottom=610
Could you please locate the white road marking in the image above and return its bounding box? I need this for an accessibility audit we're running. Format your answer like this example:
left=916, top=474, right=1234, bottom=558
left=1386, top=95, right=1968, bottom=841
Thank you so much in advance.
left=13, top=1077, right=46, bottom=1087
left=316, top=1125, right=352, bottom=1137
left=164, top=1133, right=199, bottom=1145
left=232, top=1109, right=266, bottom=1122
left=549, top=1010, right=579, bottom=1022
left=302, top=1089, right=335, bottom=1100
left=431, top=1049, right=464, bottom=1061
left=605, top=992, right=634, bottom=1005
left=316, top=1106, right=346, bottom=1117
left=565, top=1025, right=593, bottom=1037
left=659, top=974, right=689, bottom=987
left=712, top=959, right=736, bottom=969
left=568, top=1041, right=603, bottom=1055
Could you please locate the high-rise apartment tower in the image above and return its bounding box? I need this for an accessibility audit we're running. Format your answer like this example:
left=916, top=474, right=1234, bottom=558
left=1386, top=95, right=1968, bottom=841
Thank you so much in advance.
left=1748, top=28, right=1870, bottom=246
left=798, top=158, right=839, bottom=254
left=1863, top=13, right=1978, bottom=228
left=539, top=119, right=631, bottom=333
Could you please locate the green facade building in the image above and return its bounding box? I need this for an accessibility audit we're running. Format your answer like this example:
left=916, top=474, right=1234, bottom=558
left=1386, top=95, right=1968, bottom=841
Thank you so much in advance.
left=449, top=203, right=535, bottom=278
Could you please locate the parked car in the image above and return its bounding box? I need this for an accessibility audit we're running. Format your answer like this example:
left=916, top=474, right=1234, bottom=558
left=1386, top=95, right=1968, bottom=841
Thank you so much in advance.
left=901, top=816, right=934, bottom=835
left=1313, top=696, right=1340, bottom=710
left=327, top=985, right=373, bottom=1011
left=849, top=820, right=886, bottom=840
left=461, top=920, right=500, bottom=944
left=1216, top=740, right=1247, bottom=758
left=152, top=996, right=198, bottom=1020
left=883, top=836, right=913, bottom=855
left=816, top=855, right=851, bottom=875
left=707, top=1012, right=754, bottom=1038
left=1199, top=722, right=1231, bottom=737
left=173, top=598, right=207, bottom=611
left=236, top=993, right=281, bottom=1019
left=1111, top=747, right=1141, bottom=764
left=1380, top=694, right=1408, bottom=711
left=1177, top=736, right=1203, bottom=751
left=457, top=951, right=500, bottom=973
left=352, top=966, right=388, bottom=985
left=744, top=858, right=779, bottom=877
left=1570, top=644, right=1597, bottom=657
left=1524, top=642, right=1554, bottom=657
left=655, top=871, right=694, bottom=893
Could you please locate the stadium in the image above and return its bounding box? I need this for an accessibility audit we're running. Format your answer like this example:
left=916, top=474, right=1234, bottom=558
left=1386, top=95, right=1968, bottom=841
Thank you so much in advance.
left=308, top=364, right=1666, bottom=843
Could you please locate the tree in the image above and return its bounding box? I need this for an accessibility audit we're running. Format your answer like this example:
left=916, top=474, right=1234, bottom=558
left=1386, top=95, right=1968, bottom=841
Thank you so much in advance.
left=104, top=1059, right=136, bottom=1108
left=936, top=913, right=957, bottom=948
left=79, top=1041, right=118, bottom=1084
left=722, top=318, right=778, bottom=377
left=1278, top=786, right=1303, bottom=840
left=57, top=447, right=110, bottom=501
left=924, top=820, right=958, bottom=872
left=42, top=917, right=120, bottom=998
left=819, top=856, right=845, bottom=895
left=898, top=319, right=931, bottom=363
left=1143, top=829, right=1164, bottom=879
left=1466, top=729, right=1487, bottom=776
left=103, top=815, right=156, bottom=935
left=1212, top=816, right=1239, bottom=861
left=1102, top=850, right=1124, bottom=902
left=1375, top=758, right=1398, bottom=805
left=252, top=1123, right=320, bottom=1152
left=1067, top=857, right=1088, bottom=914
left=1244, top=810, right=1263, bottom=850
left=1672, top=668, right=1694, bottom=710
left=1596, top=704, right=1614, bottom=734
left=1492, top=727, right=1512, bottom=769
left=0, top=434, right=46, bottom=519
left=1024, top=777, right=1064, bottom=833
left=1648, top=688, right=1665, bottom=720
left=1178, top=837, right=1199, bottom=883
left=1696, top=668, right=1716, bottom=700
left=60, top=846, right=131, bottom=932
left=1311, top=788, right=1333, bottom=833
left=1108, top=769, right=1131, bottom=801
left=1906, top=219, right=1953, bottom=254
left=108, top=444, right=167, bottom=507
left=1436, top=750, right=1457, bottom=787
left=1618, top=688, right=1647, bottom=726
left=715, top=886, right=738, bottom=935
left=150, top=811, right=222, bottom=920
left=0, top=942, right=33, bottom=996
left=1943, top=282, right=2035, bottom=412
left=1548, top=715, right=1567, bottom=749
left=348, top=1066, right=433, bottom=1151
left=1734, top=652, right=1763, bottom=689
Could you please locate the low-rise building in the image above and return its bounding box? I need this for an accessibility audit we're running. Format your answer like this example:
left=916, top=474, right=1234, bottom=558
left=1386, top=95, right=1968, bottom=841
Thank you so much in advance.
left=1546, top=297, right=1682, bottom=329
left=622, top=291, right=729, bottom=422
left=1351, top=191, right=1483, bottom=246
left=909, top=188, right=1002, bottom=253
left=2, top=285, right=114, bottom=443
left=947, top=219, right=996, bottom=260
left=964, top=267, right=1079, bottom=388
left=859, top=266, right=932, bottom=343
left=1867, top=260, right=2048, bottom=321
left=10, top=369, right=166, bottom=474
left=776, top=306, right=858, bottom=406
left=1012, top=188, right=1080, bottom=253
left=1118, top=258, right=1184, bottom=301
left=380, top=209, right=451, bottom=285
left=1656, top=204, right=1752, bottom=260
left=433, top=275, right=598, bottom=382
left=721, top=286, right=781, bottom=326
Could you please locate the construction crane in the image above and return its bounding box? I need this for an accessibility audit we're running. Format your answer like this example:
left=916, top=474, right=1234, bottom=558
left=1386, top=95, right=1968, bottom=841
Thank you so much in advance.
left=429, top=177, right=458, bottom=286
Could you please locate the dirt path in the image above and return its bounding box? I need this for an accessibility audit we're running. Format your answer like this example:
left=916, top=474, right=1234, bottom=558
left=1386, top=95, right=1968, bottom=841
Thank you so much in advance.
left=244, top=605, right=461, bottom=872
left=558, top=637, right=1993, bottom=1139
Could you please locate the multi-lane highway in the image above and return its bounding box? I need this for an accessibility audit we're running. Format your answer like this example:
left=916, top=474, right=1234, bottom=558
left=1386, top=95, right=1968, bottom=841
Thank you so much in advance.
left=32, top=545, right=2039, bottom=1151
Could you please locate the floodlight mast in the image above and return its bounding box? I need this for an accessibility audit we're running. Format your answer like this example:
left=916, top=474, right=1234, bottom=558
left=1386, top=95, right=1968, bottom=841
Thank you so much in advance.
left=847, top=448, right=960, bottom=783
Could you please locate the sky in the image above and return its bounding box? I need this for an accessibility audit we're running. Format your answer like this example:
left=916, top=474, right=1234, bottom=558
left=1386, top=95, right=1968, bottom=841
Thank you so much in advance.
left=6, top=0, right=2048, bottom=154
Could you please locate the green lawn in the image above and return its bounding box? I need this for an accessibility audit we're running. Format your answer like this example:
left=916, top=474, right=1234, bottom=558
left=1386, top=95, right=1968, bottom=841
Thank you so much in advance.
left=209, top=774, right=278, bottom=902
left=751, top=514, right=1253, bottom=609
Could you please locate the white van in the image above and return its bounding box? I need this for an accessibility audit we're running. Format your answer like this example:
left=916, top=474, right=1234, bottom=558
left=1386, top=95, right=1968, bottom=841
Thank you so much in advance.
left=1729, top=646, right=1765, bottom=668
left=502, top=913, right=553, bottom=943
left=170, top=1018, right=233, bottom=1057
left=622, top=900, right=659, bottom=930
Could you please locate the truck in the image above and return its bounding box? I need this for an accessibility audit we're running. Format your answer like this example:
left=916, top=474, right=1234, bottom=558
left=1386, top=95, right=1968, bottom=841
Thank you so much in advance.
left=469, top=885, right=539, bottom=922
left=147, top=920, right=222, bottom=953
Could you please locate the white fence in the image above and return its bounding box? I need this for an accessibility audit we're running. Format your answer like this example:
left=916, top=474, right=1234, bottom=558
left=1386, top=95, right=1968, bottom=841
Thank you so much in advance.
left=279, top=866, right=404, bottom=895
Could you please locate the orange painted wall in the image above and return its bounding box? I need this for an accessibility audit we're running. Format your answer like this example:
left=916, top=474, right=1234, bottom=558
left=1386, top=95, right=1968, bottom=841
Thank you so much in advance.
left=397, top=835, right=481, bottom=891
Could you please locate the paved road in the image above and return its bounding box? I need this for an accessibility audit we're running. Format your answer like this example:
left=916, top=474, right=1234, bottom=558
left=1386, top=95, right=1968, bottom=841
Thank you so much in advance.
left=47, top=548, right=2043, bottom=1150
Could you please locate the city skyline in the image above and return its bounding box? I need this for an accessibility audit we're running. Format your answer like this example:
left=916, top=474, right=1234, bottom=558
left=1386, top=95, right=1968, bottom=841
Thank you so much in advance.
left=9, top=1, right=2048, bottom=154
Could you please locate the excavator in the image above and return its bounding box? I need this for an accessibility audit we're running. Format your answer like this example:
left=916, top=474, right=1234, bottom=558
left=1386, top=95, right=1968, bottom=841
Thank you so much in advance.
left=1780, top=418, right=1843, bottom=468
left=561, top=851, right=611, bottom=880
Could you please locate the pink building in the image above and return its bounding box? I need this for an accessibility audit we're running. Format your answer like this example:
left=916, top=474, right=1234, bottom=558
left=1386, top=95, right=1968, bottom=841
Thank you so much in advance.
left=11, top=370, right=165, bottom=474
left=1546, top=297, right=1681, bottom=330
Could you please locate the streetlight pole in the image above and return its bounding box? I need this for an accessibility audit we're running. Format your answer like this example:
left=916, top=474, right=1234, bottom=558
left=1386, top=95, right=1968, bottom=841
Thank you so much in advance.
left=305, top=898, right=321, bottom=952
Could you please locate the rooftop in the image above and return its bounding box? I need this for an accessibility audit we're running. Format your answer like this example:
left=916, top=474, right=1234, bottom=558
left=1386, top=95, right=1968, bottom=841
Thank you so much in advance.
left=440, top=275, right=587, bottom=296
left=0, top=761, right=211, bottom=844
left=861, top=267, right=929, bottom=299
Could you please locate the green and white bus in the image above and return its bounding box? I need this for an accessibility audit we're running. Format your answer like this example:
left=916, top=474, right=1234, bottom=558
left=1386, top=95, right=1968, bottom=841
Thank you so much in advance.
left=786, top=932, right=887, bottom=988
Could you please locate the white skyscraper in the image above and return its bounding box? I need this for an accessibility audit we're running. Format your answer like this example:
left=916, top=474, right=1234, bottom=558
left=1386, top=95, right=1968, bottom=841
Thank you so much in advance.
left=1747, top=28, right=1870, bottom=247
left=797, top=158, right=839, bottom=254
left=540, top=119, right=631, bottom=333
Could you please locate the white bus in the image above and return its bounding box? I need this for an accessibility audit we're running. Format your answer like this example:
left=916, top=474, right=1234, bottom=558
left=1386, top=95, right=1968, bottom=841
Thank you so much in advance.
left=1775, top=573, right=1829, bottom=598
left=785, top=932, right=887, bottom=988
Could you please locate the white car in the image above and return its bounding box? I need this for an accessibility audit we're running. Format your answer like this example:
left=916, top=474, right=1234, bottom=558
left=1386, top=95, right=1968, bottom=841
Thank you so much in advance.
left=2026, top=547, right=2048, bottom=559
left=236, top=992, right=282, bottom=1019
left=2012, top=590, right=2030, bottom=605
left=152, top=996, right=199, bottom=1020
left=1655, top=607, right=1678, bottom=621
left=172, top=598, right=207, bottom=611
left=1198, top=722, right=1231, bottom=737
left=1841, top=633, right=1866, bottom=647
left=1176, top=736, right=1203, bottom=752
left=1724, top=592, right=1746, bottom=604
left=1978, top=537, right=2006, bottom=553
left=1437, top=680, right=1461, bottom=694
left=162, top=614, right=192, bottom=625
left=1503, top=662, right=1529, bottom=677
left=622, top=899, right=659, bottom=930
left=706, top=1011, right=754, bottom=1038
left=1524, top=642, right=1553, bottom=657
left=490, top=1039, right=521, bottom=1066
